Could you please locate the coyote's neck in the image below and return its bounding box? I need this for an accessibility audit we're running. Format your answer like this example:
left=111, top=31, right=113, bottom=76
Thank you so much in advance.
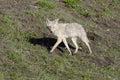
left=52, top=23, right=66, bottom=37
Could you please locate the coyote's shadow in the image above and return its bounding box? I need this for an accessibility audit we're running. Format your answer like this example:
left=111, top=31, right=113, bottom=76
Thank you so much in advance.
left=29, top=37, right=74, bottom=53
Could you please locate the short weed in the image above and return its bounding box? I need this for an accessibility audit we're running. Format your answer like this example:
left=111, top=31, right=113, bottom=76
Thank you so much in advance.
left=64, top=0, right=81, bottom=8
left=37, top=0, right=55, bottom=9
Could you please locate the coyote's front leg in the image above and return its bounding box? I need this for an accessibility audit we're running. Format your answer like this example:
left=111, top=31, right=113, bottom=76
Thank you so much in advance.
left=50, top=38, right=62, bottom=53
left=62, top=38, right=72, bottom=55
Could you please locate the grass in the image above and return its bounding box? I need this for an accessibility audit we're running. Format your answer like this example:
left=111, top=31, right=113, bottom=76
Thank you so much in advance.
left=0, top=0, right=120, bottom=80
left=64, top=0, right=93, bottom=17
left=37, top=0, right=55, bottom=9
left=64, top=0, right=81, bottom=8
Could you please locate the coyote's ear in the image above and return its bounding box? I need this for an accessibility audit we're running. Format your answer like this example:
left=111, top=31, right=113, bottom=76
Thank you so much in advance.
left=54, top=18, right=59, bottom=23
left=46, top=18, right=50, bottom=24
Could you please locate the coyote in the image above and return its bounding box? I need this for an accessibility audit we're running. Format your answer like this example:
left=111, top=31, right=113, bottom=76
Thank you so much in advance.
left=46, top=18, right=92, bottom=55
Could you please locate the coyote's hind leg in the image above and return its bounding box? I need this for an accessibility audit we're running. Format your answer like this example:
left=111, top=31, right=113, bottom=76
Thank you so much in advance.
left=80, top=36, right=92, bottom=54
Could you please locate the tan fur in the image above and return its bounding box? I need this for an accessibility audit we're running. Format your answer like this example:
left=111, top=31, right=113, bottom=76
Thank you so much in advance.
left=46, top=18, right=92, bottom=55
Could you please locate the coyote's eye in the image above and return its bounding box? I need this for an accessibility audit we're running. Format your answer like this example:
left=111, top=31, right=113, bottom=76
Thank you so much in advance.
left=47, top=26, right=51, bottom=27
left=52, top=26, right=55, bottom=29
left=49, top=26, right=55, bottom=32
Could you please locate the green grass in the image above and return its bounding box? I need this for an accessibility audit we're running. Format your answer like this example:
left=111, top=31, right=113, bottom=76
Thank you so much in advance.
left=0, top=0, right=120, bottom=80
left=64, top=0, right=81, bottom=8
left=37, top=0, right=55, bottom=9
left=64, top=0, right=93, bottom=17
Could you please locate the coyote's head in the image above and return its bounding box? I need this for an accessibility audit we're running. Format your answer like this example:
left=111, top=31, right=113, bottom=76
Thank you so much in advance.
left=46, top=18, right=59, bottom=33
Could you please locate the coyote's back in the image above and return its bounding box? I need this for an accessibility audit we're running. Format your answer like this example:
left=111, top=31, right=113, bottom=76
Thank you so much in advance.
left=64, top=23, right=88, bottom=39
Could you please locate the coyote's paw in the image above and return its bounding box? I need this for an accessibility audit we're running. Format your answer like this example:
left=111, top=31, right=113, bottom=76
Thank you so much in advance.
left=50, top=50, right=53, bottom=53
left=68, top=53, right=73, bottom=55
